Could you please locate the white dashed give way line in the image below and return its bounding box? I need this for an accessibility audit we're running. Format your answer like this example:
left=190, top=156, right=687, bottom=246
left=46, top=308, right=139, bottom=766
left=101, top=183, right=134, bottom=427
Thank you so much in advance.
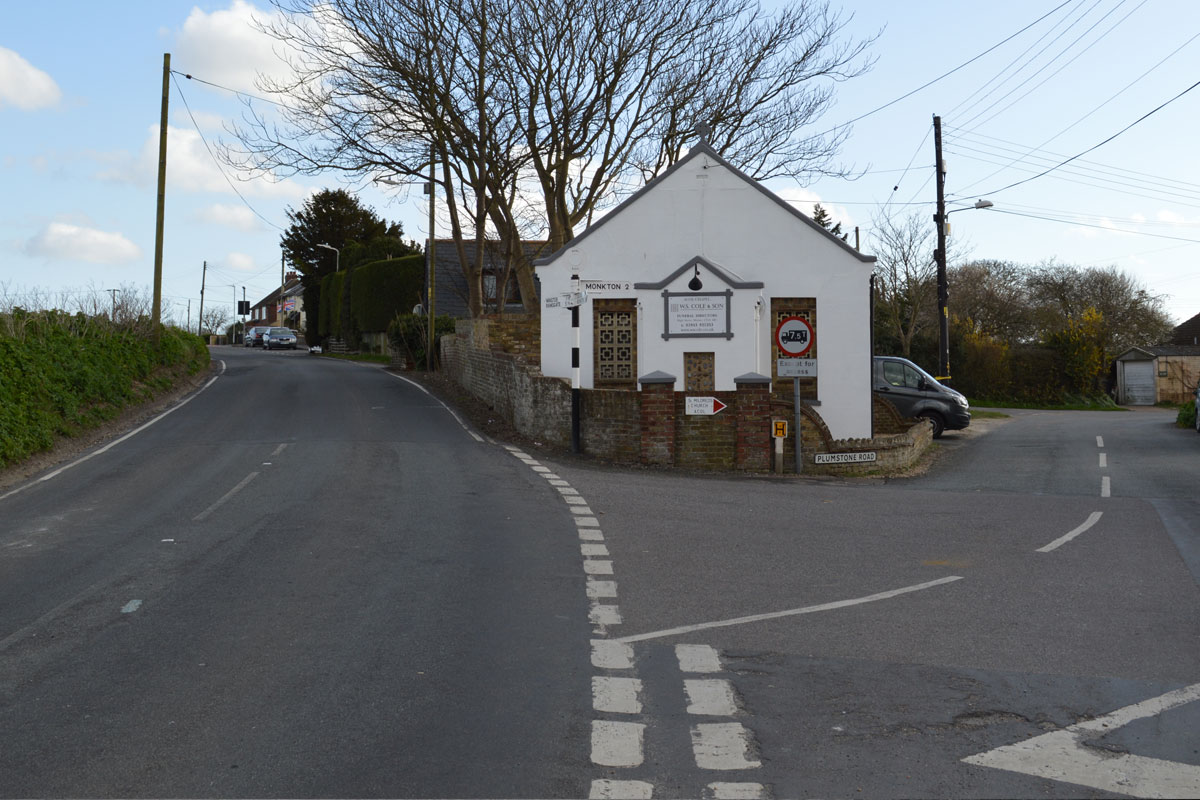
left=963, top=682, right=1200, bottom=798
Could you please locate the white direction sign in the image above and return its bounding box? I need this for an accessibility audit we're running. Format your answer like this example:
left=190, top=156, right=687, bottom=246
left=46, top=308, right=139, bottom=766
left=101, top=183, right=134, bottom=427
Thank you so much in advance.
left=778, top=358, right=817, bottom=378
left=685, top=396, right=728, bottom=415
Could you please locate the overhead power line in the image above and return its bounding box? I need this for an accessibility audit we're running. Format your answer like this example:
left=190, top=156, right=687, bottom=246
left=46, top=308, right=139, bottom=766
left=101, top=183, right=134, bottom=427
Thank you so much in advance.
left=968, top=78, right=1200, bottom=199
left=989, top=207, right=1200, bottom=244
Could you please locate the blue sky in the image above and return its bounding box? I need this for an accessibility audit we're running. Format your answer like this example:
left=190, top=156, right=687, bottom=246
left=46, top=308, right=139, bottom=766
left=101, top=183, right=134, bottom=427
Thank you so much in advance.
left=2, top=0, right=1197, bottom=328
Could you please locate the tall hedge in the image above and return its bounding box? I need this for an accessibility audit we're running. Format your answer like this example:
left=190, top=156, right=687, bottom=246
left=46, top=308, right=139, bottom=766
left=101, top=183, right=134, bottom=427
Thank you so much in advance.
left=351, top=255, right=425, bottom=333
left=0, top=311, right=208, bottom=468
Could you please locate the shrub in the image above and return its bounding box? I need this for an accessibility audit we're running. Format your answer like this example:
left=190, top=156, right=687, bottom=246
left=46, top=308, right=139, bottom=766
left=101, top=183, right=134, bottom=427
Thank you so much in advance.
left=387, top=313, right=456, bottom=370
left=1179, top=399, right=1197, bottom=429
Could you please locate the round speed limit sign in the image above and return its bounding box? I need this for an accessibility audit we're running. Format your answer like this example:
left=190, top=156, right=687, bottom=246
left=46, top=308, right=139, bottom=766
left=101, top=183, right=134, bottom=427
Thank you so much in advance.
left=775, top=316, right=814, bottom=357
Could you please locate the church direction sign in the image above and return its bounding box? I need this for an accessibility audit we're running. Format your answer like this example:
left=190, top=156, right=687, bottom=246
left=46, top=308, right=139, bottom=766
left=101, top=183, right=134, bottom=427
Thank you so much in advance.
left=661, top=290, right=733, bottom=340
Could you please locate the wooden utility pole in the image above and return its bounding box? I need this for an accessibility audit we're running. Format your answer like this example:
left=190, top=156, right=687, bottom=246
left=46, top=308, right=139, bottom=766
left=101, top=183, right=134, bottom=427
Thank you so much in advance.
left=198, top=260, right=207, bottom=337
left=152, top=53, right=170, bottom=337
left=933, top=114, right=950, bottom=381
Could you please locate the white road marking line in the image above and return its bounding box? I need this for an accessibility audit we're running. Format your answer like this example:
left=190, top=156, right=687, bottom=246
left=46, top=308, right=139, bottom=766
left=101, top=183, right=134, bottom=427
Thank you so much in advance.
left=615, top=576, right=964, bottom=643
left=1099, top=453, right=1107, bottom=468
left=161, top=538, right=175, bottom=543
left=590, top=779, right=654, bottom=799
left=540, top=472, right=561, bottom=479
left=593, top=676, right=643, bottom=714
left=692, top=723, right=761, bottom=770
left=520, top=458, right=541, bottom=466
left=548, top=479, right=570, bottom=486
left=1102, top=476, right=1111, bottom=497
left=271, top=443, right=288, bottom=456
left=503, top=445, right=521, bottom=452
left=592, top=720, right=645, bottom=767
left=565, top=495, right=589, bottom=505
left=587, top=580, right=618, bottom=598
left=121, top=600, right=142, bottom=614
left=575, top=517, right=601, bottom=527
left=592, top=639, right=634, bottom=670
left=581, top=543, right=610, bottom=557
left=584, top=560, right=615, bottom=575
left=677, top=644, right=724, bottom=673
left=1037, top=511, right=1103, bottom=553
left=0, top=366, right=221, bottom=503
left=963, top=682, right=1200, bottom=798
left=685, top=679, right=739, bottom=716
left=388, top=373, right=480, bottom=438
left=590, top=604, right=623, bottom=626
left=570, top=506, right=595, bottom=515
left=557, top=486, right=580, bottom=495
left=579, top=529, right=605, bottom=541
left=708, top=782, right=768, bottom=800
left=193, top=472, right=259, bottom=521
left=1096, top=435, right=1104, bottom=447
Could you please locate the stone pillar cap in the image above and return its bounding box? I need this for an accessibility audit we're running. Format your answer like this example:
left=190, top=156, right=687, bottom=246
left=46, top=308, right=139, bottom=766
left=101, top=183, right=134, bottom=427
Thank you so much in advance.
left=733, top=372, right=772, bottom=385
left=638, top=370, right=677, bottom=385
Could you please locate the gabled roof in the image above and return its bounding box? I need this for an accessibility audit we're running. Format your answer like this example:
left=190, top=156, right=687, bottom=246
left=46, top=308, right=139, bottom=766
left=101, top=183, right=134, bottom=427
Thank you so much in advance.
left=1169, top=311, right=1200, bottom=346
left=1117, top=344, right=1200, bottom=360
left=633, top=255, right=764, bottom=291
left=534, top=142, right=875, bottom=266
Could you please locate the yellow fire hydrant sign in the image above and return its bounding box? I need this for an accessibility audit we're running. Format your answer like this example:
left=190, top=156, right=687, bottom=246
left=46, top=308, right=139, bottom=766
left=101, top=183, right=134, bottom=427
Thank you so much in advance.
left=772, top=420, right=788, bottom=439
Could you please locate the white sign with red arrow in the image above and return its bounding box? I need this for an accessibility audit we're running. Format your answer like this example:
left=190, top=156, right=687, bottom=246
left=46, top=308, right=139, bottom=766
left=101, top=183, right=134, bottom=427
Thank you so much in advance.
left=685, top=396, right=728, bottom=415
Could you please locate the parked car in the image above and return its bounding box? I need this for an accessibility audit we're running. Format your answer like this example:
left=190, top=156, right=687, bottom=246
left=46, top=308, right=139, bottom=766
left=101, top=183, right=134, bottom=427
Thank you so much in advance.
left=872, top=355, right=970, bottom=438
left=263, top=327, right=298, bottom=350
left=244, top=326, right=268, bottom=347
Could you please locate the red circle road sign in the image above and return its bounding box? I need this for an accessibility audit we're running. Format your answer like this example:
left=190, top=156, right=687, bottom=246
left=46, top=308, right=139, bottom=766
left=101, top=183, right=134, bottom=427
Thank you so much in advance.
left=775, top=316, right=814, bottom=356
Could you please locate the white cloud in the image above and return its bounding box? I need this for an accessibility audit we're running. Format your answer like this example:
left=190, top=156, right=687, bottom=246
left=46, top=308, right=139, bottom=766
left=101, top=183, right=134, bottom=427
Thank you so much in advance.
left=173, top=0, right=288, bottom=92
left=25, top=223, right=141, bottom=264
left=0, top=46, right=61, bottom=110
left=225, top=252, right=257, bottom=272
left=198, top=203, right=263, bottom=232
left=94, top=124, right=304, bottom=206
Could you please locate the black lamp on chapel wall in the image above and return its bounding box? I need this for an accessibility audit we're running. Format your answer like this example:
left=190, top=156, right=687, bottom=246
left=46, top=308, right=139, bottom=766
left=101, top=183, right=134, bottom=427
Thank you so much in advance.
left=688, top=264, right=703, bottom=291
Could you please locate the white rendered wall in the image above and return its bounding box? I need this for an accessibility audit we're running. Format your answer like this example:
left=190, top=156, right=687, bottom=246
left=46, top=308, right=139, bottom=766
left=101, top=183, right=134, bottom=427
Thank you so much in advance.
left=537, top=152, right=873, bottom=439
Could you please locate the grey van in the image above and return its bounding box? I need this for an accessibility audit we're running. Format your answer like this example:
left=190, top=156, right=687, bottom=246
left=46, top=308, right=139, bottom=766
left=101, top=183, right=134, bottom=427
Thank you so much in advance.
left=873, top=356, right=970, bottom=438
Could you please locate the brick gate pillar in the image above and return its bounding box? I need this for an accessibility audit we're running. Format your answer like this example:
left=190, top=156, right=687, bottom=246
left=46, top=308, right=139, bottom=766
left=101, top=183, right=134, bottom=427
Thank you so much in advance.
left=734, top=372, right=772, bottom=471
left=638, top=370, right=677, bottom=466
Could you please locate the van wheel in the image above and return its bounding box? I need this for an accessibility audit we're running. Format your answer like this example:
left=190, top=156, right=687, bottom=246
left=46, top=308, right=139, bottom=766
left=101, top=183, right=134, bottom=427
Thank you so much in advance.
left=920, top=411, right=945, bottom=438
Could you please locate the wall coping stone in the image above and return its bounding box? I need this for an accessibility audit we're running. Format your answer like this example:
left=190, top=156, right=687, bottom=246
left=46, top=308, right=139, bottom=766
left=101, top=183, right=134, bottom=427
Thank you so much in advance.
left=734, top=372, right=772, bottom=385
left=639, top=370, right=677, bottom=385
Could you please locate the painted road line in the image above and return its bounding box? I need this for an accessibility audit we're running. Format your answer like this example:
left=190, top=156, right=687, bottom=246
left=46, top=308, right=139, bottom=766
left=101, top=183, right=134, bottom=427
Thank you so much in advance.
left=0, top=364, right=222, bottom=504
left=1096, top=435, right=1104, bottom=447
left=677, top=644, right=723, bottom=673
left=593, top=676, right=643, bottom=714
left=571, top=506, right=596, bottom=515
left=1099, top=453, right=1107, bottom=468
left=587, top=580, right=618, bottom=598
left=691, top=723, right=761, bottom=770
left=192, top=472, right=259, bottom=521
left=963, top=682, right=1200, bottom=798
left=120, top=599, right=142, bottom=614
left=1102, top=476, right=1111, bottom=497
left=708, top=783, right=768, bottom=799
left=389, top=373, right=481, bottom=439
left=592, top=639, right=634, bottom=670
left=684, top=679, right=739, bottom=716
left=270, top=443, right=288, bottom=457
left=1037, top=511, right=1103, bottom=553
left=615, top=576, right=965, bottom=644
left=548, top=479, right=571, bottom=486
left=576, top=516, right=602, bottom=527
left=589, top=779, right=654, bottom=799
left=557, top=486, right=580, bottom=495
left=579, top=529, right=605, bottom=542
left=581, top=543, right=610, bottom=557
left=565, top=495, right=589, bottom=505
left=584, top=560, right=615, bottom=575
left=592, top=720, right=645, bottom=767
left=590, top=604, right=623, bottom=627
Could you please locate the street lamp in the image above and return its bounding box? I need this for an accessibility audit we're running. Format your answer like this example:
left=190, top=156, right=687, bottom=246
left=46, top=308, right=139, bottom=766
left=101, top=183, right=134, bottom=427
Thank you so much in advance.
left=317, top=243, right=340, bottom=272
left=933, top=198, right=994, bottom=381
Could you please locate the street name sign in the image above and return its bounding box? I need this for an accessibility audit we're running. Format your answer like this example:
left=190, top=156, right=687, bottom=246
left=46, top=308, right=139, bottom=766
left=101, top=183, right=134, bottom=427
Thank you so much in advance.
left=814, top=451, right=877, bottom=464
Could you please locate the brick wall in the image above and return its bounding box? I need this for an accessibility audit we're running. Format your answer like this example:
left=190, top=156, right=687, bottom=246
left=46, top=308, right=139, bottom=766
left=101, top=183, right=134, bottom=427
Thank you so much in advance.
left=441, top=319, right=932, bottom=474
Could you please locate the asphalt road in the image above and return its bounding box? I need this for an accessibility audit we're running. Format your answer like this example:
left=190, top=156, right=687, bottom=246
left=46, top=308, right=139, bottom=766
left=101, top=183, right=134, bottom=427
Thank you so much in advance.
left=0, top=348, right=593, bottom=798
left=2, top=352, right=1197, bottom=798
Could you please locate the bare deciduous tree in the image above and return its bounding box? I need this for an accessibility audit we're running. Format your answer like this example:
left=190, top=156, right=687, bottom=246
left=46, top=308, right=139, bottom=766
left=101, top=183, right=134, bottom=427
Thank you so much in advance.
left=871, top=210, right=939, bottom=359
left=225, top=0, right=876, bottom=316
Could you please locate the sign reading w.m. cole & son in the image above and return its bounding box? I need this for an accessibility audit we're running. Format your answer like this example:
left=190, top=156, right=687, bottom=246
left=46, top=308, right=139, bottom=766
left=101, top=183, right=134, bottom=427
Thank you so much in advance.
left=661, top=290, right=733, bottom=340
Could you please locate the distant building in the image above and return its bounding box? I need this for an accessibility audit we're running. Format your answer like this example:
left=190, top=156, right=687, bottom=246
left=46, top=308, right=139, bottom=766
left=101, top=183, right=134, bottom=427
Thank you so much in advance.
left=248, top=272, right=304, bottom=330
left=432, top=239, right=547, bottom=318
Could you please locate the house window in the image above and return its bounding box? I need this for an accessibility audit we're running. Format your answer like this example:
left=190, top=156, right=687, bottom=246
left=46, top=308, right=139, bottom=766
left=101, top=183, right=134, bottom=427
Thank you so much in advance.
left=484, top=270, right=520, bottom=304
left=684, top=352, right=715, bottom=392
left=594, top=299, right=636, bottom=387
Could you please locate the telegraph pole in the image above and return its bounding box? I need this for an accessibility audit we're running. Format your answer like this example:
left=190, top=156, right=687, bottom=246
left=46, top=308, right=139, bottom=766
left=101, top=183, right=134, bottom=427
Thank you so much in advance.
left=152, top=53, right=170, bottom=337
left=106, top=288, right=119, bottom=321
left=198, top=260, right=207, bottom=337
left=933, top=114, right=950, bottom=381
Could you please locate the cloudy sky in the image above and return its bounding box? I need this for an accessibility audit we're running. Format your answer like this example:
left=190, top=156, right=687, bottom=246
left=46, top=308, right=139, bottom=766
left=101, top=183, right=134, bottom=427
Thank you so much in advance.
left=2, top=0, right=1197, bottom=327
